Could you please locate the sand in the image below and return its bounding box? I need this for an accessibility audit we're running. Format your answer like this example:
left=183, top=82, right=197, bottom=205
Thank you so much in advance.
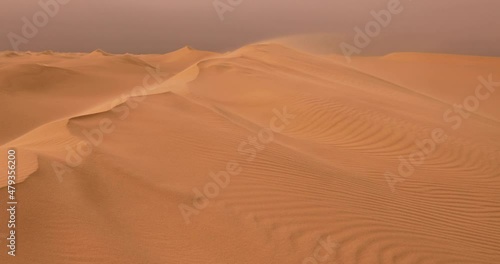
left=0, top=44, right=499, bottom=263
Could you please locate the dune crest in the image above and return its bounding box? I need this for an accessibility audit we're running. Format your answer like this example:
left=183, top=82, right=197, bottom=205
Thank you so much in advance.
left=87, top=49, right=112, bottom=57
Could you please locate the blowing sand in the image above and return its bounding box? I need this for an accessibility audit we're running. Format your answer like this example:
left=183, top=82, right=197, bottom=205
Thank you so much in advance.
left=0, top=44, right=499, bottom=263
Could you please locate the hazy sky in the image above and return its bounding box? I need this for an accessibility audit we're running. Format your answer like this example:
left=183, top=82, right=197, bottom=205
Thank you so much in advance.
left=1, top=0, right=499, bottom=55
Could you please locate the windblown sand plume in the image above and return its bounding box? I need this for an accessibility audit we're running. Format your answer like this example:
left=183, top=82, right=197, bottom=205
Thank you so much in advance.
left=0, top=43, right=499, bottom=263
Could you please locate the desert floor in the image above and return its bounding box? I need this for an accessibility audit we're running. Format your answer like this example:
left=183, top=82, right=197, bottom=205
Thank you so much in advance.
left=0, top=44, right=499, bottom=263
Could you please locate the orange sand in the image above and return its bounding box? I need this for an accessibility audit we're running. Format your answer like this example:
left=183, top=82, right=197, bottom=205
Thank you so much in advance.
left=0, top=44, right=499, bottom=263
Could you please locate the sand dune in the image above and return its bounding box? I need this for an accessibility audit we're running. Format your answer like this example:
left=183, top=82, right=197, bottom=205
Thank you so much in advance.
left=0, top=44, right=499, bottom=263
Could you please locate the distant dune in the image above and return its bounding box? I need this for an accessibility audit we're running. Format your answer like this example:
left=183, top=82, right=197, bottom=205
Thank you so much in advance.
left=0, top=43, right=499, bottom=263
